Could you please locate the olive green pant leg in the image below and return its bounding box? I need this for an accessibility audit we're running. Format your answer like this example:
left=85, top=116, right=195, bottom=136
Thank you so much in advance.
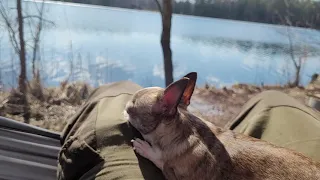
left=225, top=90, right=320, bottom=162
left=57, top=81, right=165, bottom=180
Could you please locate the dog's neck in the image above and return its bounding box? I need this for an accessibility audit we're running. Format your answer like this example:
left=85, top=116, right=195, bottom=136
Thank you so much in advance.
left=143, top=108, right=217, bottom=161
left=139, top=106, right=234, bottom=178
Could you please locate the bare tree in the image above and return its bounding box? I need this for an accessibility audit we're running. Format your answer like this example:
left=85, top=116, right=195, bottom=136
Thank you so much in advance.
left=1, top=1, right=30, bottom=121
left=25, top=0, right=54, bottom=79
left=29, top=0, right=45, bottom=78
left=16, top=0, right=30, bottom=122
left=0, top=0, right=51, bottom=122
left=25, top=0, right=55, bottom=101
left=154, top=0, right=174, bottom=86
left=276, top=1, right=309, bottom=87
left=286, top=27, right=310, bottom=87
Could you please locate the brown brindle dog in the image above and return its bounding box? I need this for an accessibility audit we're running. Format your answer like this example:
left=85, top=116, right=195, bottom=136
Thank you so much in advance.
left=124, top=72, right=320, bottom=180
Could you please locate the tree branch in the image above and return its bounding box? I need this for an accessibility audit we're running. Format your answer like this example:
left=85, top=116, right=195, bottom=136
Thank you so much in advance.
left=285, top=26, right=298, bottom=69
left=23, top=15, right=55, bottom=25
left=276, top=10, right=299, bottom=68
left=153, top=0, right=163, bottom=15
left=0, top=1, right=20, bottom=54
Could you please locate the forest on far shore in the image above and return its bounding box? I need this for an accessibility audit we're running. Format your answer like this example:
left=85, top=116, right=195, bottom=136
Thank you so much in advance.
left=52, top=0, right=320, bottom=29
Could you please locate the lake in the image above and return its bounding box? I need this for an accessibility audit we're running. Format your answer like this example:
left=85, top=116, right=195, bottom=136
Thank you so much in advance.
left=0, top=0, right=319, bottom=88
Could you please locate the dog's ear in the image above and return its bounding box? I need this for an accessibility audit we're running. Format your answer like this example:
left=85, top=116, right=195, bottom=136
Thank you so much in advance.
left=153, top=78, right=189, bottom=116
left=181, top=72, right=197, bottom=106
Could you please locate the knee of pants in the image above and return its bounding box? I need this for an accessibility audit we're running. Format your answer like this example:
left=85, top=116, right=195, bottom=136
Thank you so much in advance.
left=258, top=90, right=287, bottom=98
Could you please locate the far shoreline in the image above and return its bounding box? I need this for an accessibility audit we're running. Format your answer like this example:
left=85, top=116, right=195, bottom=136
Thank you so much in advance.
left=24, top=0, right=317, bottom=32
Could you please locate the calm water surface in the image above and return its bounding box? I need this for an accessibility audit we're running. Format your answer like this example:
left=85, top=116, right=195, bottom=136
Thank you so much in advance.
left=0, top=0, right=319, bottom=88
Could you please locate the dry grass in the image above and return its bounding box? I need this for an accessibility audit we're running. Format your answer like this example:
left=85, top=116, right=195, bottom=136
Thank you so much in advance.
left=0, top=76, right=319, bottom=132
left=190, top=82, right=319, bottom=128
left=1, top=80, right=92, bottom=132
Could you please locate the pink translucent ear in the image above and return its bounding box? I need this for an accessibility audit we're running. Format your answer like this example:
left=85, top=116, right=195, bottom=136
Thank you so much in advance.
left=181, top=72, right=197, bottom=106
left=160, top=78, right=189, bottom=115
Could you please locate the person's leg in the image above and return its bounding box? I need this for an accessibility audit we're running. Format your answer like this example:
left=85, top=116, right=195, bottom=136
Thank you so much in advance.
left=57, top=81, right=165, bottom=180
left=225, top=90, right=320, bottom=162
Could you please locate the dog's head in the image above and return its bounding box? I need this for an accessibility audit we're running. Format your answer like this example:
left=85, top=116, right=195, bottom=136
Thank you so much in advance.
left=124, top=72, right=197, bottom=134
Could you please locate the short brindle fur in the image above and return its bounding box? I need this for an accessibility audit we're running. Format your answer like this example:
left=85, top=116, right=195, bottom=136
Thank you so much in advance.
left=124, top=72, right=320, bottom=180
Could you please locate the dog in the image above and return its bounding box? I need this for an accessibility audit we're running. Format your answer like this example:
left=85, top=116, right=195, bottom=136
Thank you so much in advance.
left=124, top=72, right=320, bottom=180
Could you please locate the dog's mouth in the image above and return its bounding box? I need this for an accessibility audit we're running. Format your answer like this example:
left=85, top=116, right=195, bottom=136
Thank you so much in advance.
left=123, top=110, right=148, bottom=134
left=123, top=110, right=130, bottom=121
left=123, top=110, right=137, bottom=126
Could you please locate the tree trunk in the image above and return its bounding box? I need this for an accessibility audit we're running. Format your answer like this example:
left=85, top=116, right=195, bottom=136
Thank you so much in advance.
left=32, top=0, right=44, bottom=78
left=32, top=37, right=40, bottom=78
left=32, top=39, right=39, bottom=77
left=17, top=0, right=30, bottom=123
left=293, top=65, right=301, bottom=87
left=161, top=0, right=174, bottom=86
